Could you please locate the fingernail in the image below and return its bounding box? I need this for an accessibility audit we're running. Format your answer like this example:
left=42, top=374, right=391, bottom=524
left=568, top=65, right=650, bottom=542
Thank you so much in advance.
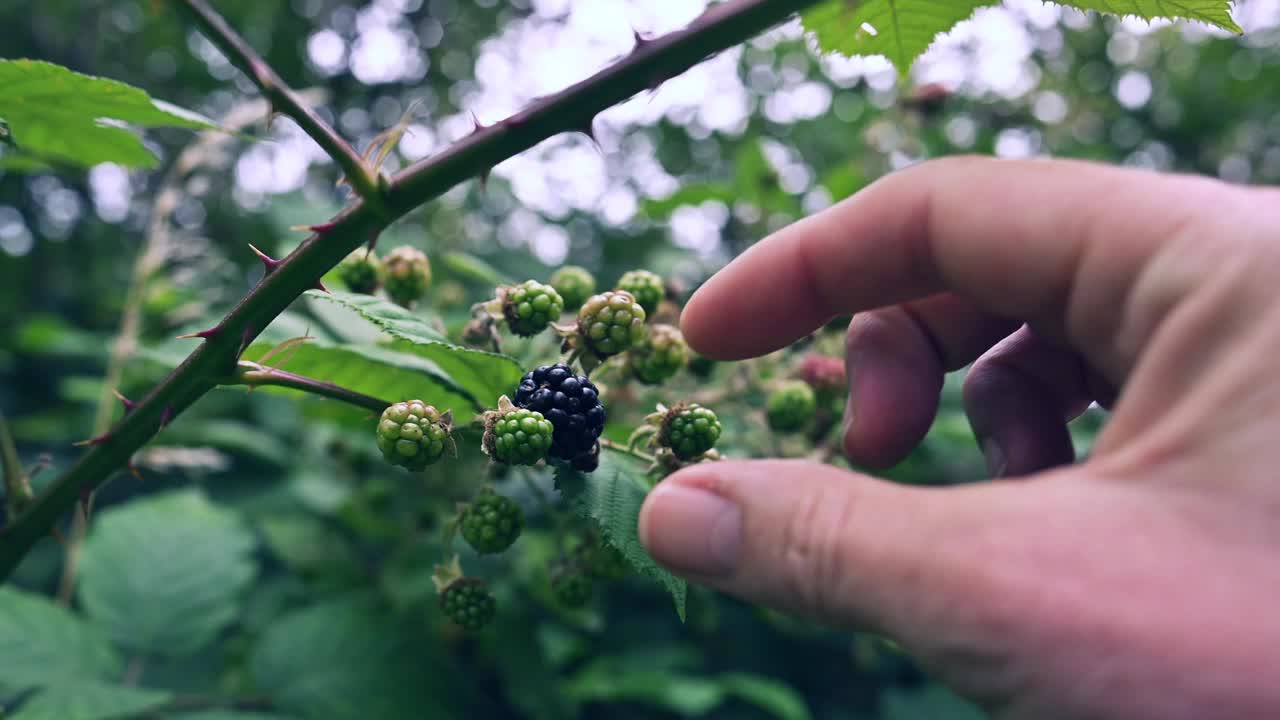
left=981, top=437, right=1007, bottom=478
left=640, top=482, right=742, bottom=577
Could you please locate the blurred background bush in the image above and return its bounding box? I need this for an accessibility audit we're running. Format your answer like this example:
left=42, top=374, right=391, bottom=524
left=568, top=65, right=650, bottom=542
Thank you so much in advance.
left=2, top=1, right=1279, bottom=718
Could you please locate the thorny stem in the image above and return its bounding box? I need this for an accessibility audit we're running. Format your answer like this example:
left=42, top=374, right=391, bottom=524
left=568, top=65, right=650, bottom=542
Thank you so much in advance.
left=224, top=360, right=392, bottom=415
left=56, top=98, right=283, bottom=606
left=174, top=0, right=384, bottom=209
left=1, top=412, right=33, bottom=518
left=0, top=0, right=823, bottom=579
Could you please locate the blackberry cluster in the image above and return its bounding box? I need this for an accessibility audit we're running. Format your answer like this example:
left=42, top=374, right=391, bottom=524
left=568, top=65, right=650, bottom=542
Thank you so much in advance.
left=766, top=380, right=817, bottom=433
left=502, top=280, right=564, bottom=337
left=660, top=403, right=722, bottom=460
left=628, top=324, right=688, bottom=385
left=376, top=400, right=451, bottom=471
left=577, top=290, right=647, bottom=358
left=439, top=578, right=496, bottom=631
left=383, top=245, right=431, bottom=307
left=485, top=408, right=554, bottom=466
left=549, top=265, right=596, bottom=308
left=461, top=490, right=524, bottom=554
left=616, top=270, right=664, bottom=316
left=336, top=249, right=382, bottom=294
left=513, top=364, right=605, bottom=466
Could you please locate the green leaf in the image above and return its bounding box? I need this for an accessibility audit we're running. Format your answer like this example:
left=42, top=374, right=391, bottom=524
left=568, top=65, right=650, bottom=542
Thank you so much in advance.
left=801, top=0, right=1240, bottom=75
left=0, top=59, right=215, bottom=169
left=304, top=291, right=525, bottom=409
left=719, top=673, right=812, bottom=720
left=76, top=490, right=258, bottom=658
left=8, top=681, right=171, bottom=720
left=257, top=514, right=364, bottom=580
left=566, top=669, right=724, bottom=717
left=554, top=448, right=687, bottom=620
left=249, top=594, right=460, bottom=720
left=0, top=588, right=121, bottom=692
left=438, top=251, right=513, bottom=286
left=239, top=341, right=476, bottom=416
left=168, top=707, right=295, bottom=712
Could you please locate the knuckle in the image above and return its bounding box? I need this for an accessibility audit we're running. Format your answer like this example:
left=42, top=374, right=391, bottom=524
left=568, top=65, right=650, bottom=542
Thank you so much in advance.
left=777, top=484, right=861, bottom=621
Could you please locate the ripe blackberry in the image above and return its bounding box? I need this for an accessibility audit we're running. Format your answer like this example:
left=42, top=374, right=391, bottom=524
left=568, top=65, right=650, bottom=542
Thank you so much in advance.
left=483, top=407, right=554, bottom=466
left=767, top=380, right=817, bottom=433
left=550, top=265, right=596, bottom=309
left=628, top=324, right=688, bottom=385
left=460, top=489, right=524, bottom=554
left=376, top=400, right=452, bottom=471
left=577, top=290, right=647, bottom=358
left=383, top=246, right=431, bottom=307
left=501, top=280, right=564, bottom=337
left=616, top=270, right=664, bottom=316
left=336, top=249, right=382, bottom=294
left=570, top=442, right=600, bottom=473
left=439, top=578, right=496, bottom=631
left=660, top=403, right=722, bottom=460
left=513, top=364, right=605, bottom=462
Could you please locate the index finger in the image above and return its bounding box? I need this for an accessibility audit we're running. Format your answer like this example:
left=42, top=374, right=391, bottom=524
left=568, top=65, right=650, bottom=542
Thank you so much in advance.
left=680, top=156, right=1231, bottom=381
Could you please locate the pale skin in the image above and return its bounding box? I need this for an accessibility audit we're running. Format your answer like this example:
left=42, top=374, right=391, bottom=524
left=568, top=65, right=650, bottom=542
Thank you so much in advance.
left=638, top=156, right=1280, bottom=719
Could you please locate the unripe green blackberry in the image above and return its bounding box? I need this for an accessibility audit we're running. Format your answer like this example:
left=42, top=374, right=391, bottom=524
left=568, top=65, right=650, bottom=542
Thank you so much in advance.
left=551, top=565, right=594, bottom=608
left=766, top=380, right=817, bottom=433
left=616, top=270, right=664, bottom=316
left=628, top=324, right=688, bottom=385
left=502, top=280, right=564, bottom=337
left=577, top=290, right=647, bottom=358
left=688, top=353, right=716, bottom=378
left=483, top=407, right=554, bottom=466
left=383, top=246, right=431, bottom=307
left=439, top=578, right=496, bottom=631
left=660, top=403, right=722, bottom=460
left=376, top=400, right=452, bottom=471
left=336, top=249, right=382, bottom=294
left=460, top=489, right=524, bottom=554
left=549, top=265, right=596, bottom=309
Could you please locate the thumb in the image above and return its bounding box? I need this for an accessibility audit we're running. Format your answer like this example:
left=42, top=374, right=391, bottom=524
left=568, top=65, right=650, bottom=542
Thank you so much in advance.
left=639, top=460, right=992, bottom=636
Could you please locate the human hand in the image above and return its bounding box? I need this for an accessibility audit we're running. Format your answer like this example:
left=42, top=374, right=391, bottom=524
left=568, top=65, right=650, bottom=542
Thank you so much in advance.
left=639, top=156, right=1280, bottom=719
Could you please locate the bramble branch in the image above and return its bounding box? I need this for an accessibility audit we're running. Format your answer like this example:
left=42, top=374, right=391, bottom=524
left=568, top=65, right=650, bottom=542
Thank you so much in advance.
left=224, top=360, right=391, bottom=414
left=0, top=0, right=822, bottom=579
left=175, top=0, right=384, bottom=208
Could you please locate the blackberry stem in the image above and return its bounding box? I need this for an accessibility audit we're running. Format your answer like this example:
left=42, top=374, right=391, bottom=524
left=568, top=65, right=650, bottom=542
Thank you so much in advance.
left=223, top=360, right=392, bottom=414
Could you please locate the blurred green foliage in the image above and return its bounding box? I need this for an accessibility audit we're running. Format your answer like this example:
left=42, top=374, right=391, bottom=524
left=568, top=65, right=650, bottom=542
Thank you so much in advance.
left=2, top=1, right=1278, bottom=718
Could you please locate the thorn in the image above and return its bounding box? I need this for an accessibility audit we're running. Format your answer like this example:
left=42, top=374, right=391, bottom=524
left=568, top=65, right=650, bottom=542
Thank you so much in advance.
left=176, top=325, right=222, bottom=341
left=365, top=228, right=382, bottom=253
left=468, top=111, right=487, bottom=136
left=158, top=406, right=173, bottom=433
left=313, top=279, right=330, bottom=293
left=249, top=243, right=282, bottom=273
left=297, top=220, right=339, bottom=234
left=113, top=389, right=137, bottom=413
left=78, top=486, right=93, bottom=524
left=576, top=117, right=603, bottom=154
left=73, top=432, right=112, bottom=447
left=236, top=326, right=254, bottom=362
left=127, top=462, right=144, bottom=482
left=632, top=28, right=652, bottom=50
left=477, top=167, right=491, bottom=191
